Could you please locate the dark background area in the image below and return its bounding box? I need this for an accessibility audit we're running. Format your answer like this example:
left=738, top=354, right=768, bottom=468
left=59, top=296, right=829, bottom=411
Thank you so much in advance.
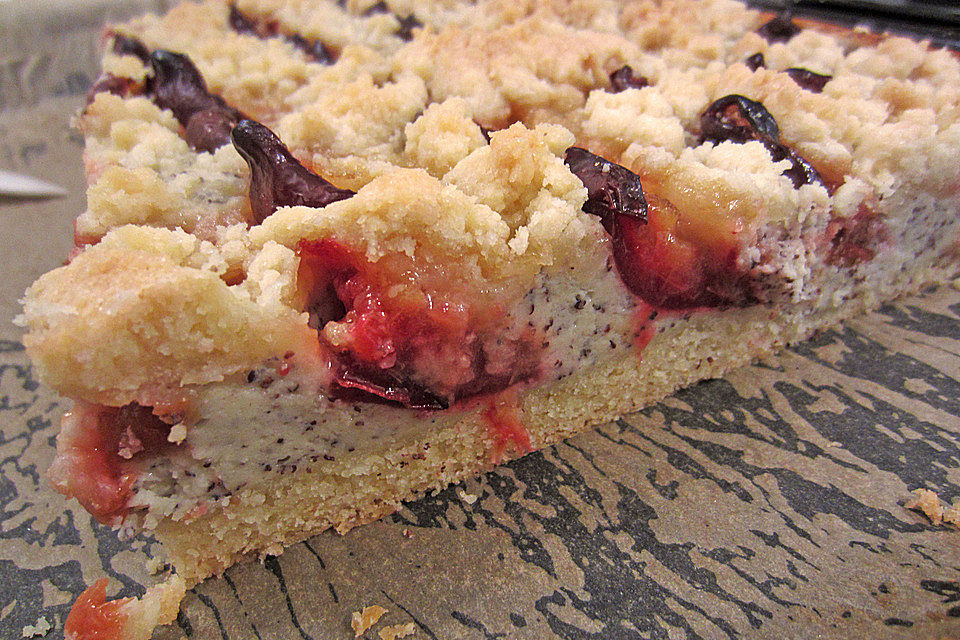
left=748, top=0, right=960, bottom=47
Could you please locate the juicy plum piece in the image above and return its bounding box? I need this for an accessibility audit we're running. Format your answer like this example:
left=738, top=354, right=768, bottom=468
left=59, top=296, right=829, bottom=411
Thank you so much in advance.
left=609, top=65, right=649, bottom=92
left=564, top=148, right=749, bottom=308
left=297, top=240, right=538, bottom=409
left=563, top=147, right=647, bottom=227
left=608, top=195, right=750, bottom=309
left=700, top=94, right=780, bottom=145
left=609, top=199, right=703, bottom=308
left=756, top=14, right=800, bottom=43
left=48, top=403, right=175, bottom=525
left=745, top=52, right=765, bottom=71
left=64, top=579, right=128, bottom=640
left=700, top=95, right=824, bottom=189
left=231, top=119, right=355, bottom=224
left=785, top=67, right=832, bottom=93
left=149, top=50, right=243, bottom=150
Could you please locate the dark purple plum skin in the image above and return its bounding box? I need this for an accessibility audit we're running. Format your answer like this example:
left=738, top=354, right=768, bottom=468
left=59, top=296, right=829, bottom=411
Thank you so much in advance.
left=228, top=2, right=337, bottom=63
left=745, top=52, right=765, bottom=71
left=700, top=94, right=780, bottom=144
left=395, top=14, right=423, bottom=41
left=609, top=65, right=650, bottom=93
left=231, top=119, right=355, bottom=224
left=329, top=355, right=449, bottom=410
left=149, top=50, right=244, bottom=151
left=744, top=53, right=832, bottom=93
left=564, top=147, right=755, bottom=309
left=111, top=33, right=150, bottom=62
left=563, top=147, right=647, bottom=228
left=700, top=94, right=823, bottom=189
left=86, top=34, right=151, bottom=103
left=361, top=1, right=421, bottom=41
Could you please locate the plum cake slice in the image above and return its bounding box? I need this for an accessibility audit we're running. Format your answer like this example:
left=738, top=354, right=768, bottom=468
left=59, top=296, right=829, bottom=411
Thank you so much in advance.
left=17, top=0, right=960, bottom=636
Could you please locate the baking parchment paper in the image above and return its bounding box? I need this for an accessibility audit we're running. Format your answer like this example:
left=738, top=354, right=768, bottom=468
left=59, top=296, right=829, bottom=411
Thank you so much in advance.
left=1, top=2, right=958, bottom=638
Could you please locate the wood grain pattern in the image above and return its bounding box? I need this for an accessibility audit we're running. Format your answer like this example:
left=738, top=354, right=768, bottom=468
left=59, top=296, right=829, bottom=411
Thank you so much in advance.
left=1, top=289, right=959, bottom=639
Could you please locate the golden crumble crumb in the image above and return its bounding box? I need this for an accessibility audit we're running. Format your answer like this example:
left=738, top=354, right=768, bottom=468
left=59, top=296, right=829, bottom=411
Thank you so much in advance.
left=21, top=617, right=51, bottom=639
left=145, top=556, right=168, bottom=576
left=352, top=605, right=388, bottom=637
left=379, top=622, right=417, bottom=640
left=905, top=488, right=955, bottom=526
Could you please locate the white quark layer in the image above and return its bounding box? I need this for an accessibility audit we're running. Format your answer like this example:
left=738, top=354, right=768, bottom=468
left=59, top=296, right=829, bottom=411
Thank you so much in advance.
left=130, top=243, right=639, bottom=522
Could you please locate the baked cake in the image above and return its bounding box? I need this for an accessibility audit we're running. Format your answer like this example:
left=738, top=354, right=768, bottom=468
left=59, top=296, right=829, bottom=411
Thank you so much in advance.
left=17, top=0, right=960, bottom=636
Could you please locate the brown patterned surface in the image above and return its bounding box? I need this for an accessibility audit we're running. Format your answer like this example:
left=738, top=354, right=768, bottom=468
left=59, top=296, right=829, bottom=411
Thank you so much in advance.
left=2, top=3, right=960, bottom=637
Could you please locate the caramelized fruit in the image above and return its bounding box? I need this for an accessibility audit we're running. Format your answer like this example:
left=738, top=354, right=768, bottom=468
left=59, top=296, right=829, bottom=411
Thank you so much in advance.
left=149, top=50, right=243, bottom=152
left=564, top=147, right=750, bottom=308
left=756, top=15, right=800, bottom=43
left=231, top=119, right=355, bottom=224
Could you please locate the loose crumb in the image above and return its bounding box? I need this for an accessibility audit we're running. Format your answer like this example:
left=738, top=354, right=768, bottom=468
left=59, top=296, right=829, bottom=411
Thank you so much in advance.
left=905, top=488, right=958, bottom=526
left=458, top=488, right=478, bottom=505
left=145, top=556, right=169, bottom=575
left=352, top=605, right=388, bottom=637
left=167, top=423, right=187, bottom=444
left=379, top=622, right=416, bottom=640
left=22, top=617, right=51, bottom=638
left=944, top=506, right=960, bottom=526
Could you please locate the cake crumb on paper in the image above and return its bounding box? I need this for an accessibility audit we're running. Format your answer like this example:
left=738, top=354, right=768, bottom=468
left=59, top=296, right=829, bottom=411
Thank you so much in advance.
left=352, top=605, right=388, bottom=637
left=167, top=422, right=187, bottom=444
left=458, top=488, right=478, bottom=504
left=379, top=622, right=416, bottom=640
left=944, top=506, right=960, bottom=526
left=22, top=617, right=51, bottom=638
left=146, top=556, right=169, bottom=575
left=905, top=489, right=959, bottom=527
